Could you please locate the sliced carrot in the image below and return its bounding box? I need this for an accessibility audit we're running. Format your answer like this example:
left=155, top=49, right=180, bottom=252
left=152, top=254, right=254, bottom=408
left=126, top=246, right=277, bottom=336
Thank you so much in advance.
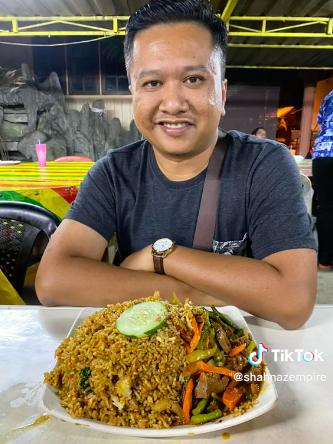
left=227, top=379, right=240, bottom=391
left=222, top=386, right=245, bottom=411
left=191, top=316, right=199, bottom=335
left=251, top=383, right=258, bottom=396
left=229, top=343, right=246, bottom=357
left=188, top=321, right=204, bottom=354
left=183, top=360, right=236, bottom=380
left=183, top=377, right=194, bottom=423
left=183, top=342, right=191, bottom=354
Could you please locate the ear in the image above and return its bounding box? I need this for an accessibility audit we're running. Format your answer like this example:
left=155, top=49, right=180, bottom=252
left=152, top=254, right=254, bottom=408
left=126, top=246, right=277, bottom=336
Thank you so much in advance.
left=129, top=84, right=133, bottom=95
left=221, top=79, right=227, bottom=117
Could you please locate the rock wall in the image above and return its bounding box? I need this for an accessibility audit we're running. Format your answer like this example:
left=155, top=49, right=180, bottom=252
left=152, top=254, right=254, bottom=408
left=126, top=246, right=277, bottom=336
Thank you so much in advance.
left=0, top=64, right=142, bottom=161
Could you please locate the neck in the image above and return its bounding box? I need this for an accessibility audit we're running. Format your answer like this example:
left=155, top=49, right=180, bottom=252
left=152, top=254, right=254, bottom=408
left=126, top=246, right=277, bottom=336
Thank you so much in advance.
left=153, top=135, right=218, bottom=182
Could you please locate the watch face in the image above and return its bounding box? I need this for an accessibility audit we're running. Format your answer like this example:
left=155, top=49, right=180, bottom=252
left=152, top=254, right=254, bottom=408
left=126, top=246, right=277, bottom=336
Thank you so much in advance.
left=153, top=238, right=173, bottom=252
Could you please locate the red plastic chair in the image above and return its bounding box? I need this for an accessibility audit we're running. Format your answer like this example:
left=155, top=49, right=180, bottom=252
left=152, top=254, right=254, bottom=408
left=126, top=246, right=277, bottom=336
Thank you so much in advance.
left=54, top=156, right=93, bottom=162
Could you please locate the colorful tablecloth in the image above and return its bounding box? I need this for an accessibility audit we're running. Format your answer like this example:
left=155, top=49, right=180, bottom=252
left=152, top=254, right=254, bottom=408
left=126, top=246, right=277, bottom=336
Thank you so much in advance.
left=0, top=162, right=93, bottom=219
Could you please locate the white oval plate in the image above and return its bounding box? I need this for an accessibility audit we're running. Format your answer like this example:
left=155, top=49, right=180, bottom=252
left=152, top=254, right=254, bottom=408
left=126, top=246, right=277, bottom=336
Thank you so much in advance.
left=41, top=306, right=278, bottom=437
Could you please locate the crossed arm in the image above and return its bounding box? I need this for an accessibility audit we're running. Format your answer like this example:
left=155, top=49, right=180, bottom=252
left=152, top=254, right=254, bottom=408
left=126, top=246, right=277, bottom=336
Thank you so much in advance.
left=36, top=219, right=317, bottom=330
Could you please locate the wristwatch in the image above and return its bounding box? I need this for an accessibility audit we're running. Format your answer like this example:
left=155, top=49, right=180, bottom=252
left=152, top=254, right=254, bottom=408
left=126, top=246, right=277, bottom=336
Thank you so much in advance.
left=152, top=238, right=176, bottom=274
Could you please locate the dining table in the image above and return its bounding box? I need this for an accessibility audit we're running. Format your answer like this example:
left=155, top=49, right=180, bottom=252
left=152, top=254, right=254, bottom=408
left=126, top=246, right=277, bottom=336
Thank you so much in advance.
left=0, top=304, right=332, bottom=444
left=0, top=162, right=93, bottom=219
left=297, top=159, right=313, bottom=178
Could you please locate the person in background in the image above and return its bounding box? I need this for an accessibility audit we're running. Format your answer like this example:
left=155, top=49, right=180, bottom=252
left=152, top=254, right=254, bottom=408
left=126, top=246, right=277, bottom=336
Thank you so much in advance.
left=251, top=127, right=266, bottom=139
left=312, top=89, right=333, bottom=269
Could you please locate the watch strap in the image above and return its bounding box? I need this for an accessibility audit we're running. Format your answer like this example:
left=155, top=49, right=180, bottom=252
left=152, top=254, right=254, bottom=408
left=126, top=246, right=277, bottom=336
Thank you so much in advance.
left=153, top=254, right=165, bottom=274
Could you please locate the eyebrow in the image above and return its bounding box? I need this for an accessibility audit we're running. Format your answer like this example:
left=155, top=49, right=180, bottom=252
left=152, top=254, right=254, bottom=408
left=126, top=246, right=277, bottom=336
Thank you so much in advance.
left=138, top=65, right=210, bottom=79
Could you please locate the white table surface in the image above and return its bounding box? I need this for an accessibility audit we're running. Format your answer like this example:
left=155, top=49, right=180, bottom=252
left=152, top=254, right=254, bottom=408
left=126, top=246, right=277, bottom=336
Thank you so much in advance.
left=0, top=305, right=332, bottom=444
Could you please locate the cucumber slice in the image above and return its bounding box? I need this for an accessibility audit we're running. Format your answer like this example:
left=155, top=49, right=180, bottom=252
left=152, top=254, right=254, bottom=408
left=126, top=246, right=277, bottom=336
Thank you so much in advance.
left=116, top=301, right=168, bottom=339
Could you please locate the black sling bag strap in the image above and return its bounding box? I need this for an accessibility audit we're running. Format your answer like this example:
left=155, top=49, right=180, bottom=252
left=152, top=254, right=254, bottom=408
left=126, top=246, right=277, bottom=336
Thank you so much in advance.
left=193, top=129, right=230, bottom=251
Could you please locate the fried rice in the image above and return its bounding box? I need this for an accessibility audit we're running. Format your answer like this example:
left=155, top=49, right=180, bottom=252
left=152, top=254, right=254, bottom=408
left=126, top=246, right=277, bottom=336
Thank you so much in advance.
left=44, top=294, right=189, bottom=429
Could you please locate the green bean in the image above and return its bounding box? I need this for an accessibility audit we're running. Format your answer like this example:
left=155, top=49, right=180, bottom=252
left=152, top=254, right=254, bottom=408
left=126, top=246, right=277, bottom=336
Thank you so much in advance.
left=192, top=307, right=204, bottom=315
left=215, top=360, right=227, bottom=367
left=235, top=328, right=244, bottom=337
left=245, top=341, right=256, bottom=356
left=211, top=306, right=239, bottom=330
left=214, top=351, right=225, bottom=362
left=246, top=390, right=252, bottom=400
left=207, top=359, right=215, bottom=366
left=211, top=393, right=221, bottom=402
left=208, top=312, right=231, bottom=332
left=197, top=324, right=209, bottom=350
left=192, top=399, right=209, bottom=416
left=191, top=409, right=222, bottom=424
left=203, top=308, right=211, bottom=327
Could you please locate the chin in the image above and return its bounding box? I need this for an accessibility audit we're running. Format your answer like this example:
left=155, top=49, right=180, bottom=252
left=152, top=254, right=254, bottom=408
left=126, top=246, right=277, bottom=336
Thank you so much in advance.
left=158, top=146, right=195, bottom=157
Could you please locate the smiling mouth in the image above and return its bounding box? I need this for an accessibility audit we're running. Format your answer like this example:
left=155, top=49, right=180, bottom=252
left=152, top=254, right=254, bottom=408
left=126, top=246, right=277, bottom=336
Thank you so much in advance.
left=159, top=122, right=192, bottom=128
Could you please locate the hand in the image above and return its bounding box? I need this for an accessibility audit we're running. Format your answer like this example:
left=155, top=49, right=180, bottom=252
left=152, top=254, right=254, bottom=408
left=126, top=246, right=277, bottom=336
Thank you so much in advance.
left=119, top=245, right=155, bottom=273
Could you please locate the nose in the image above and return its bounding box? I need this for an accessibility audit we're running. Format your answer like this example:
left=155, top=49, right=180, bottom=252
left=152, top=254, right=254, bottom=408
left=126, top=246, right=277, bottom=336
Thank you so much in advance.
left=159, top=81, right=189, bottom=115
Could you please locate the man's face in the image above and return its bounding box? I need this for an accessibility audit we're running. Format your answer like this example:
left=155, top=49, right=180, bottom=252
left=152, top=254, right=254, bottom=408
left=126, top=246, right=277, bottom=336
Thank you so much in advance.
left=255, top=129, right=266, bottom=139
left=129, top=23, right=227, bottom=159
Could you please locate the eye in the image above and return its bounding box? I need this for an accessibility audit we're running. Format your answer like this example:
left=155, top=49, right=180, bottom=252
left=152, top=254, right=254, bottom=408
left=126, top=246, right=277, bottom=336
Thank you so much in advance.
left=185, top=76, right=203, bottom=84
left=143, top=80, right=162, bottom=88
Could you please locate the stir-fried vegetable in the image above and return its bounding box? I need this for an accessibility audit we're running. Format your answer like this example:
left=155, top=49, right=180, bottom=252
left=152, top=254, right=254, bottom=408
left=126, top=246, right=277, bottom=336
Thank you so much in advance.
left=197, top=324, right=209, bottom=350
left=185, top=342, right=217, bottom=363
left=191, top=409, right=222, bottom=424
left=79, top=367, right=91, bottom=391
left=152, top=399, right=185, bottom=421
left=183, top=360, right=236, bottom=379
left=229, top=343, right=246, bottom=357
left=245, top=341, right=256, bottom=356
left=222, top=383, right=245, bottom=410
left=251, top=383, right=259, bottom=396
left=188, top=318, right=204, bottom=353
left=176, top=305, right=264, bottom=426
left=192, top=398, right=209, bottom=416
left=235, top=328, right=244, bottom=338
left=214, top=351, right=226, bottom=365
left=211, top=306, right=239, bottom=330
left=183, top=377, right=195, bottom=423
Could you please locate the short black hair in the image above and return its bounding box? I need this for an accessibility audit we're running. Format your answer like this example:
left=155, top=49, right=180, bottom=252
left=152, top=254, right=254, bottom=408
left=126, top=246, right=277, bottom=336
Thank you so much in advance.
left=252, top=127, right=266, bottom=135
left=124, top=0, right=228, bottom=83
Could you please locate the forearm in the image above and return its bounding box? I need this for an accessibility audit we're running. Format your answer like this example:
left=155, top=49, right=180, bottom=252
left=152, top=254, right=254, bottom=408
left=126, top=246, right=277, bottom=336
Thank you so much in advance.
left=164, top=246, right=316, bottom=329
left=36, top=255, right=208, bottom=307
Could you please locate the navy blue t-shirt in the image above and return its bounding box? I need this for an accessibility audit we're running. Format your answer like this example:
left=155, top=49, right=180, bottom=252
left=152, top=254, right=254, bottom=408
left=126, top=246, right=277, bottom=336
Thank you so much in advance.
left=66, top=130, right=316, bottom=261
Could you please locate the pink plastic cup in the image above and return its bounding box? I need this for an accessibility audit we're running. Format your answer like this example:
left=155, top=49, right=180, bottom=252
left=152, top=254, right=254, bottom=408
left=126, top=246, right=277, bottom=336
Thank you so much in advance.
left=35, top=143, right=47, bottom=167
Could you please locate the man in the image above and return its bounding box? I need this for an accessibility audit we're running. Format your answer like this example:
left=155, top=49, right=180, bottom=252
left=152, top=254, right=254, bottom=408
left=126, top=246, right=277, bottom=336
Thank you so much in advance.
left=251, top=127, right=267, bottom=139
left=36, top=0, right=317, bottom=330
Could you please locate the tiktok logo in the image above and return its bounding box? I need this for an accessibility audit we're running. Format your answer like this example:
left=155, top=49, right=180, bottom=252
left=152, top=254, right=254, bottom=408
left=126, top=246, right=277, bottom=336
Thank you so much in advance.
left=248, top=342, right=269, bottom=366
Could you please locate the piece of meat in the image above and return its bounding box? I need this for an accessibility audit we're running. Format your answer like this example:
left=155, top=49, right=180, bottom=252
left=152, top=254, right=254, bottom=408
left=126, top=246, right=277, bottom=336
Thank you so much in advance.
left=243, top=363, right=264, bottom=382
left=219, top=322, right=234, bottom=339
left=226, top=354, right=248, bottom=372
left=236, top=354, right=248, bottom=371
left=194, top=373, right=229, bottom=399
left=213, top=323, right=231, bottom=353
left=231, top=334, right=251, bottom=348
